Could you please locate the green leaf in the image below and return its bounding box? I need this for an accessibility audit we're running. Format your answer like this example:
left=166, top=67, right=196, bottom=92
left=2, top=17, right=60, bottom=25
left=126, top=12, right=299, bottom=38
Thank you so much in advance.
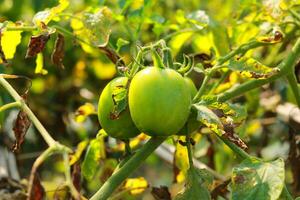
left=231, top=158, right=285, bottom=200
left=116, top=38, right=129, bottom=53
left=193, top=104, right=223, bottom=135
left=82, top=133, right=106, bottom=180
left=210, top=20, right=230, bottom=56
left=32, top=0, right=69, bottom=26
left=174, top=168, right=211, bottom=200
left=229, top=57, right=280, bottom=79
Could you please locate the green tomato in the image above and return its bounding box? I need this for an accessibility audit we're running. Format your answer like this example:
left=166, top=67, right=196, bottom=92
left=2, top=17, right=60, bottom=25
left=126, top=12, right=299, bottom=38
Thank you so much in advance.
left=177, top=78, right=200, bottom=135
left=184, top=77, right=197, bottom=98
left=128, top=67, right=191, bottom=137
left=98, top=77, right=140, bottom=139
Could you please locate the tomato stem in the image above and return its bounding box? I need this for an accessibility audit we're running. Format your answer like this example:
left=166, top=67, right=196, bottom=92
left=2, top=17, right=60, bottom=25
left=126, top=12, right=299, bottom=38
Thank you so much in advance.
left=90, top=137, right=165, bottom=200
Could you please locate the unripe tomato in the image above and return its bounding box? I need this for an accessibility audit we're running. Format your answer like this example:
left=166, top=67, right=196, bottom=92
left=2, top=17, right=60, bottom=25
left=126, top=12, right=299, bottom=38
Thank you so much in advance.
left=184, top=77, right=197, bottom=98
left=177, top=78, right=200, bottom=135
left=98, top=77, right=140, bottom=139
left=128, top=67, right=191, bottom=137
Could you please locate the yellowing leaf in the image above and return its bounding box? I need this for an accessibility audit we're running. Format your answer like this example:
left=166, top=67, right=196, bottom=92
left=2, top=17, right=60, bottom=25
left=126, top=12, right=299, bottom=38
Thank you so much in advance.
left=174, top=136, right=189, bottom=183
left=169, top=32, right=193, bottom=57
left=91, top=60, right=116, bottom=80
left=33, top=0, right=69, bottom=26
left=69, top=140, right=89, bottom=165
left=123, top=177, right=148, bottom=195
left=35, top=53, right=48, bottom=75
left=70, top=7, right=112, bottom=52
left=75, top=103, right=96, bottom=123
left=1, top=23, right=22, bottom=60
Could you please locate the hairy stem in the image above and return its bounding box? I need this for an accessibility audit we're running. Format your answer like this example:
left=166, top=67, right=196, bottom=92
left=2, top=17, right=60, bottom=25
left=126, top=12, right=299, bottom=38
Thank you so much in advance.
left=90, top=137, right=165, bottom=200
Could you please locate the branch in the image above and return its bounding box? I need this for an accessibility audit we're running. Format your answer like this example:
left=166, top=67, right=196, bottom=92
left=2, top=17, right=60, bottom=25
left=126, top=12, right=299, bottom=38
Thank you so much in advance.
left=0, top=76, right=57, bottom=147
left=90, top=137, right=165, bottom=200
left=193, top=40, right=273, bottom=102
left=217, top=38, right=300, bottom=102
left=0, top=101, right=21, bottom=113
left=286, top=72, right=300, bottom=107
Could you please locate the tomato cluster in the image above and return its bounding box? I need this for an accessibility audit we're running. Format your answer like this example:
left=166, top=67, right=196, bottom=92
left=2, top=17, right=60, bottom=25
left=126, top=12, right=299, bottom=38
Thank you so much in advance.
left=98, top=50, right=199, bottom=139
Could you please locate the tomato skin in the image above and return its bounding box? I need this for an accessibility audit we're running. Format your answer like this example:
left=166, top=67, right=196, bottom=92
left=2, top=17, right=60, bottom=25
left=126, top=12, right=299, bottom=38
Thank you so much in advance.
left=128, top=67, right=191, bottom=137
left=177, top=78, right=200, bottom=135
left=184, top=77, right=197, bottom=98
left=98, top=77, right=140, bottom=139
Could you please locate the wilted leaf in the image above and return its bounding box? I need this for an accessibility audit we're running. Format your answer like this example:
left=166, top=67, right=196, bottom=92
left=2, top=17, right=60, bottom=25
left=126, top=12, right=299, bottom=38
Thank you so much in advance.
left=51, top=33, right=65, bottom=69
left=35, top=53, right=48, bottom=75
left=186, top=10, right=209, bottom=30
left=75, top=103, right=96, bottom=123
left=26, top=33, right=50, bottom=58
left=69, top=140, right=89, bottom=165
left=72, top=163, right=81, bottom=194
left=82, top=133, right=106, bottom=180
left=12, top=110, right=31, bottom=152
left=231, top=158, right=285, bottom=200
left=29, top=173, right=45, bottom=200
left=32, top=0, right=69, bottom=26
left=229, top=56, right=280, bottom=79
left=257, top=30, right=283, bottom=44
left=193, top=104, right=224, bottom=135
left=174, top=168, right=211, bottom=200
left=71, top=7, right=112, bottom=50
left=151, top=186, right=171, bottom=200
left=123, top=177, right=148, bottom=195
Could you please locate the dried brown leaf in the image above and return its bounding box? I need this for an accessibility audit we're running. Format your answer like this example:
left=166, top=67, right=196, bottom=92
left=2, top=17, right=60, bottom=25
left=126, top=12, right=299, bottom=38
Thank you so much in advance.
left=12, top=110, right=31, bottom=152
left=51, top=33, right=65, bottom=69
left=151, top=186, right=171, bottom=200
left=28, top=173, right=45, bottom=200
left=26, top=33, right=50, bottom=58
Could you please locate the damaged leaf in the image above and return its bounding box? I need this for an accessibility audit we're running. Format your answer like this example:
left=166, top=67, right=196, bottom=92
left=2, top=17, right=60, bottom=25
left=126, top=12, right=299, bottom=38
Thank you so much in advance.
left=51, top=33, right=65, bottom=69
left=229, top=56, right=280, bottom=79
left=29, top=173, right=45, bottom=200
left=12, top=110, right=31, bottom=152
left=26, top=33, right=50, bottom=58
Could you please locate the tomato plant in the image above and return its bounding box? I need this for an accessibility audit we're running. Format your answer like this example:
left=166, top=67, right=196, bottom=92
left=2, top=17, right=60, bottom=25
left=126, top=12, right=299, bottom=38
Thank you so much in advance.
left=0, top=1, right=300, bottom=200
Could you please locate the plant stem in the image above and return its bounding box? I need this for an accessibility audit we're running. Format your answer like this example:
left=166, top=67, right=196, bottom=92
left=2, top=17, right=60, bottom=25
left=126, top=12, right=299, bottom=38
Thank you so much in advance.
left=186, top=133, right=194, bottom=167
left=6, top=26, right=37, bottom=31
left=193, top=73, right=211, bottom=102
left=286, top=72, right=300, bottom=107
left=0, top=76, right=57, bottom=146
left=0, top=101, right=21, bottom=112
left=63, top=153, right=85, bottom=200
left=217, top=135, right=250, bottom=160
left=90, top=137, right=165, bottom=200
left=193, top=40, right=270, bottom=102
left=282, top=184, right=293, bottom=200
left=208, top=70, right=231, bottom=94
left=217, top=38, right=300, bottom=102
